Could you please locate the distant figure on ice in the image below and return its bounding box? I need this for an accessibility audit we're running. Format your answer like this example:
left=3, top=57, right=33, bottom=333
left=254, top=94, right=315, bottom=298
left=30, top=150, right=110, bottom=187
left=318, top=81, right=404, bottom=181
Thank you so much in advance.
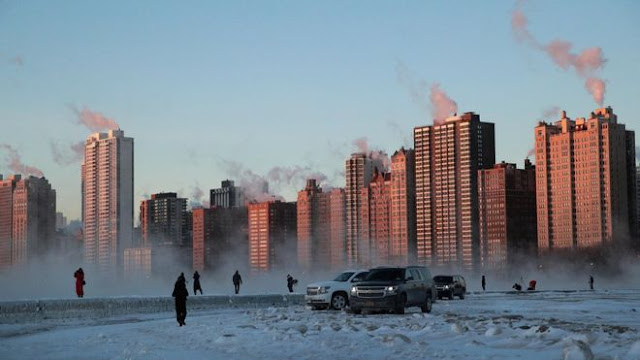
left=512, top=282, right=522, bottom=291
left=193, top=271, right=202, bottom=295
left=74, top=268, right=85, bottom=298
left=233, top=270, right=242, bottom=294
left=527, top=280, right=537, bottom=291
left=172, top=274, right=189, bottom=326
left=481, top=275, right=486, bottom=291
left=287, top=274, right=297, bottom=293
left=589, top=275, right=594, bottom=290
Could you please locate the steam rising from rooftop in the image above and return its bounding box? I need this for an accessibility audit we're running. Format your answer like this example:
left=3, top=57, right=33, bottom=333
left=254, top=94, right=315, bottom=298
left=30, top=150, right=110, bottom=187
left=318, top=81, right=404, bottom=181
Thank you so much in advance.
left=221, top=160, right=329, bottom=202
left=71, top=106, right=120, bottom=132
left=352, top=137, right=390, bottom=172
left=511, top=1, right=608, bottom=105
left=395, top=62, right=458, bottom=126
left=430, top=83, right=459, bottom=125
left=0, top=144, right=44, bottom=177
left=584, top=77, right=606, bottom=106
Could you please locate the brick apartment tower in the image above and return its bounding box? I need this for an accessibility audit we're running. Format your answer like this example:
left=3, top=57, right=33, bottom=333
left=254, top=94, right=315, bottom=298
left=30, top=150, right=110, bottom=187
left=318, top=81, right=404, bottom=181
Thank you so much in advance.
left=389, top=148, right=416, bottom=266
left=0, top=175, right=17, bottom=269
left=297, top=179, right=330, bottom=271
left=345, top=153, right=374, bottom=266
left=414, top=112, right=495, bottom=270
left=248, top=200, right=297, bottom=273
left=535, top=107, right=637, bottom=252
left=191, top=207, right=212, bottom=273
left=478, top=160, right=536, bottom=271
left=360, top=169, right=391, bottom=266
left=82, top=129, right=134, bottom=274
left=328, top=188, right=347, bottom=270
left=0, top=175, right=56, bottom=268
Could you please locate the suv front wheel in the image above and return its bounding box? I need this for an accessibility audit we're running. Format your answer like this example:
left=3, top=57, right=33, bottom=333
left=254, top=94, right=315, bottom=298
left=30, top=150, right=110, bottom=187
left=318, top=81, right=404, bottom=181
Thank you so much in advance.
left=421, top=294, right=432, bottom=313
left=331, top=292, right=348, bottom=310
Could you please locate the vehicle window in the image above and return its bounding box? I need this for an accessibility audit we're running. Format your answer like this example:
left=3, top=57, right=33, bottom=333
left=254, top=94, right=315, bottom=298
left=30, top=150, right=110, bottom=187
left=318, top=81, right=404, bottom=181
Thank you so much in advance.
left=351, top=272, right=369, bottom=282
left=404, top=269, right=413, bottom=280
left=365, top=269, right=404, bottom=281
left=433, top=276, right=453, bottom=283
left=333, top=272, right=354, bottom=282
left=410, top=269, right=422, bottom=280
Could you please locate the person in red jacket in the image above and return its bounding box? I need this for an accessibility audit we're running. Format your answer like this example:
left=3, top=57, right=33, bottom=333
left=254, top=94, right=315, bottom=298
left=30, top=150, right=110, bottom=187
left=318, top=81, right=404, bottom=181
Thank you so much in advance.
left=74, top=268, right=85, bottom=298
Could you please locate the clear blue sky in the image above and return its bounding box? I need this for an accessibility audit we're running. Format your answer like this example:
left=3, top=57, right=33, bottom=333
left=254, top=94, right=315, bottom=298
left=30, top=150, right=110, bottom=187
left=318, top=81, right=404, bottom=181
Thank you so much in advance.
left=1, top=0, right=639, bottom=221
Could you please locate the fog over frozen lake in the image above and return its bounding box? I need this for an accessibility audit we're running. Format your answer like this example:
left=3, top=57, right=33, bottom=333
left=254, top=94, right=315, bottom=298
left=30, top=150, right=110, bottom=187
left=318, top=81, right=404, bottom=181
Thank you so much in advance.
left=2, top=290, right=640, bottom=360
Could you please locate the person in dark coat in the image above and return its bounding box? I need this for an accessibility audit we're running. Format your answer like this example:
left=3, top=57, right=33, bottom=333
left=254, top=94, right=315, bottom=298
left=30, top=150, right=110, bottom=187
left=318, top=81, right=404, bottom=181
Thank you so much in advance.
left=193, top=271, right=202, bottom=295
left=172, top=274, right=189, bottom=326
left=512, top=282, right=522, bottom=291
left=481, top=275, right=486, bottom=291
left=287, top=274, right=295, bottom=293
left=74, top=268, right=85, bottom=298
left=232, top=270, right=242, bottom=294
left=589, top=275, right=594, bottom=290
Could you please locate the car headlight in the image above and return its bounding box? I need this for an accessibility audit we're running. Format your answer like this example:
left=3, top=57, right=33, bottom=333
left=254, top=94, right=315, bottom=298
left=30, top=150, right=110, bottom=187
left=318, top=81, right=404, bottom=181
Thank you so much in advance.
left=318, top=286, right=331, bottom=294
left=384, top=286, right=398, bottom=295
left=350, top=286, right=357, bottom=295
left=444, top=285, right=450, bottom=289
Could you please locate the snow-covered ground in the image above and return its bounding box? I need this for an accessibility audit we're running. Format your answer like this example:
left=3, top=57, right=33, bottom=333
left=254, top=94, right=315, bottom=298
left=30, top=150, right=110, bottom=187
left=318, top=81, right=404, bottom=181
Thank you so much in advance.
left=2, top=290, right=640, bottom=360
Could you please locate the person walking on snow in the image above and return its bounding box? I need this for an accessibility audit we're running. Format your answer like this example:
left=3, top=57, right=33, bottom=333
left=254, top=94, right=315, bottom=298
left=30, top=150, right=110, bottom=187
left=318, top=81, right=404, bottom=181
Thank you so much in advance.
left=232, top=270, right=242, bottom=294
left=287, top=274, right=295, bottom=293
left=172, top=273, right=189, bottom=326
left=481, top=275, right=486, bottom=291
left=74, top=268, right=85, bottom=298
left=193, top=271, right=202, bottom=295
left=589, top=275, right=594, bottom=290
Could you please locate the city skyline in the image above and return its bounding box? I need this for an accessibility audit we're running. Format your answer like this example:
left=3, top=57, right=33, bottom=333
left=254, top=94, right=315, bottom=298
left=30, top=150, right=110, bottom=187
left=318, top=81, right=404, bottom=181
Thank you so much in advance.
left=1, top=1, right=640, bottom=221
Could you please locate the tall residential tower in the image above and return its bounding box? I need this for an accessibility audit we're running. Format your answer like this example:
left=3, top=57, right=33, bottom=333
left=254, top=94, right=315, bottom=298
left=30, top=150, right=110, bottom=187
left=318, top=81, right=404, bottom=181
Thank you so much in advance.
left=535, top=107, right=636, bottom=252
left=82, top=129, right=134, bottom=273
left=414, top=112, right=495, bottom=270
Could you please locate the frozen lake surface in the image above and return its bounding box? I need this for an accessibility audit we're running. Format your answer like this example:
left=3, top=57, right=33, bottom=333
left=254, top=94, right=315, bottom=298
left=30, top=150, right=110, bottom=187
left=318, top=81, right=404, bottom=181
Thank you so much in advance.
left=2, top=290, right=640, bottom=360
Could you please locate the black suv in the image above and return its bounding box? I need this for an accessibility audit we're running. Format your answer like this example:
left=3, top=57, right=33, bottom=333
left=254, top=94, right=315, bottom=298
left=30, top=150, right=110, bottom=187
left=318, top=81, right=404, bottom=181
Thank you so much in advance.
left=433, top=275, right=466, bottom=300
left=349, top=266, right=437, bottom=314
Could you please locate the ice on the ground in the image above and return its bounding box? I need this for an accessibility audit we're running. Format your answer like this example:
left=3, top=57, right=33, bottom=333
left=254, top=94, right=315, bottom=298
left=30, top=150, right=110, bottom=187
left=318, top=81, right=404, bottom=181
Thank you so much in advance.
left=1, top=290, right=639, bottom=360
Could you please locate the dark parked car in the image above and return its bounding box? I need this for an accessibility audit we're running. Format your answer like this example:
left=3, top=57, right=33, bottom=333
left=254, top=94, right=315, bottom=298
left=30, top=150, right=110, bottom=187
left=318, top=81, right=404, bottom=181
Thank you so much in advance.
left=434, top=275, right=466, bottom=300
left=349, top=266, right=437, bottom=314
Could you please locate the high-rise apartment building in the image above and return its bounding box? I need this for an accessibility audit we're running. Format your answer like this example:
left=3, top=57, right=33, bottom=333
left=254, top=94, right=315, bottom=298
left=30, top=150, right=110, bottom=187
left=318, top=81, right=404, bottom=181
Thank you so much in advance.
left=12, top=176, right=56, bottom=266
left=414, top=112, right=495, bottom=270
left=389, top=148, right=416, bottom=266
left=345, top=153, right=374, bottom=266
left=478, top=160, right=536, bottom=271
left=210, top=180, right=245, bottom=208
left=0, top=175, right=17, bottom=269
left=140, top=193, right=188, bottom=247
left=360, top=169, right=391, bottom=265
left=0, top=175, right=56, bottom=268
left=328, top=188, right=346, bottom=270
left=82, top=129, right=134, bottom=273
left=248, top=200, right=296, bottom=273
left=192, top=207, right=212, bottom=273
left=297, top=181, right=347, bottom=272
left=192, top=206, right=249, bottom=273
left=535, top=107, right=636, bottom=251
left=297, top=179, right=330, bottom=271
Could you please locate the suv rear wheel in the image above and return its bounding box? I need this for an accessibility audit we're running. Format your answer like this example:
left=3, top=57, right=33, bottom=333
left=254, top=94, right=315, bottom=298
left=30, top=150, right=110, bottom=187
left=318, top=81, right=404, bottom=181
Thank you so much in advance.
left=421, top=294, right=432, bottom=313
left=331, top=292, right=348, bottom=310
